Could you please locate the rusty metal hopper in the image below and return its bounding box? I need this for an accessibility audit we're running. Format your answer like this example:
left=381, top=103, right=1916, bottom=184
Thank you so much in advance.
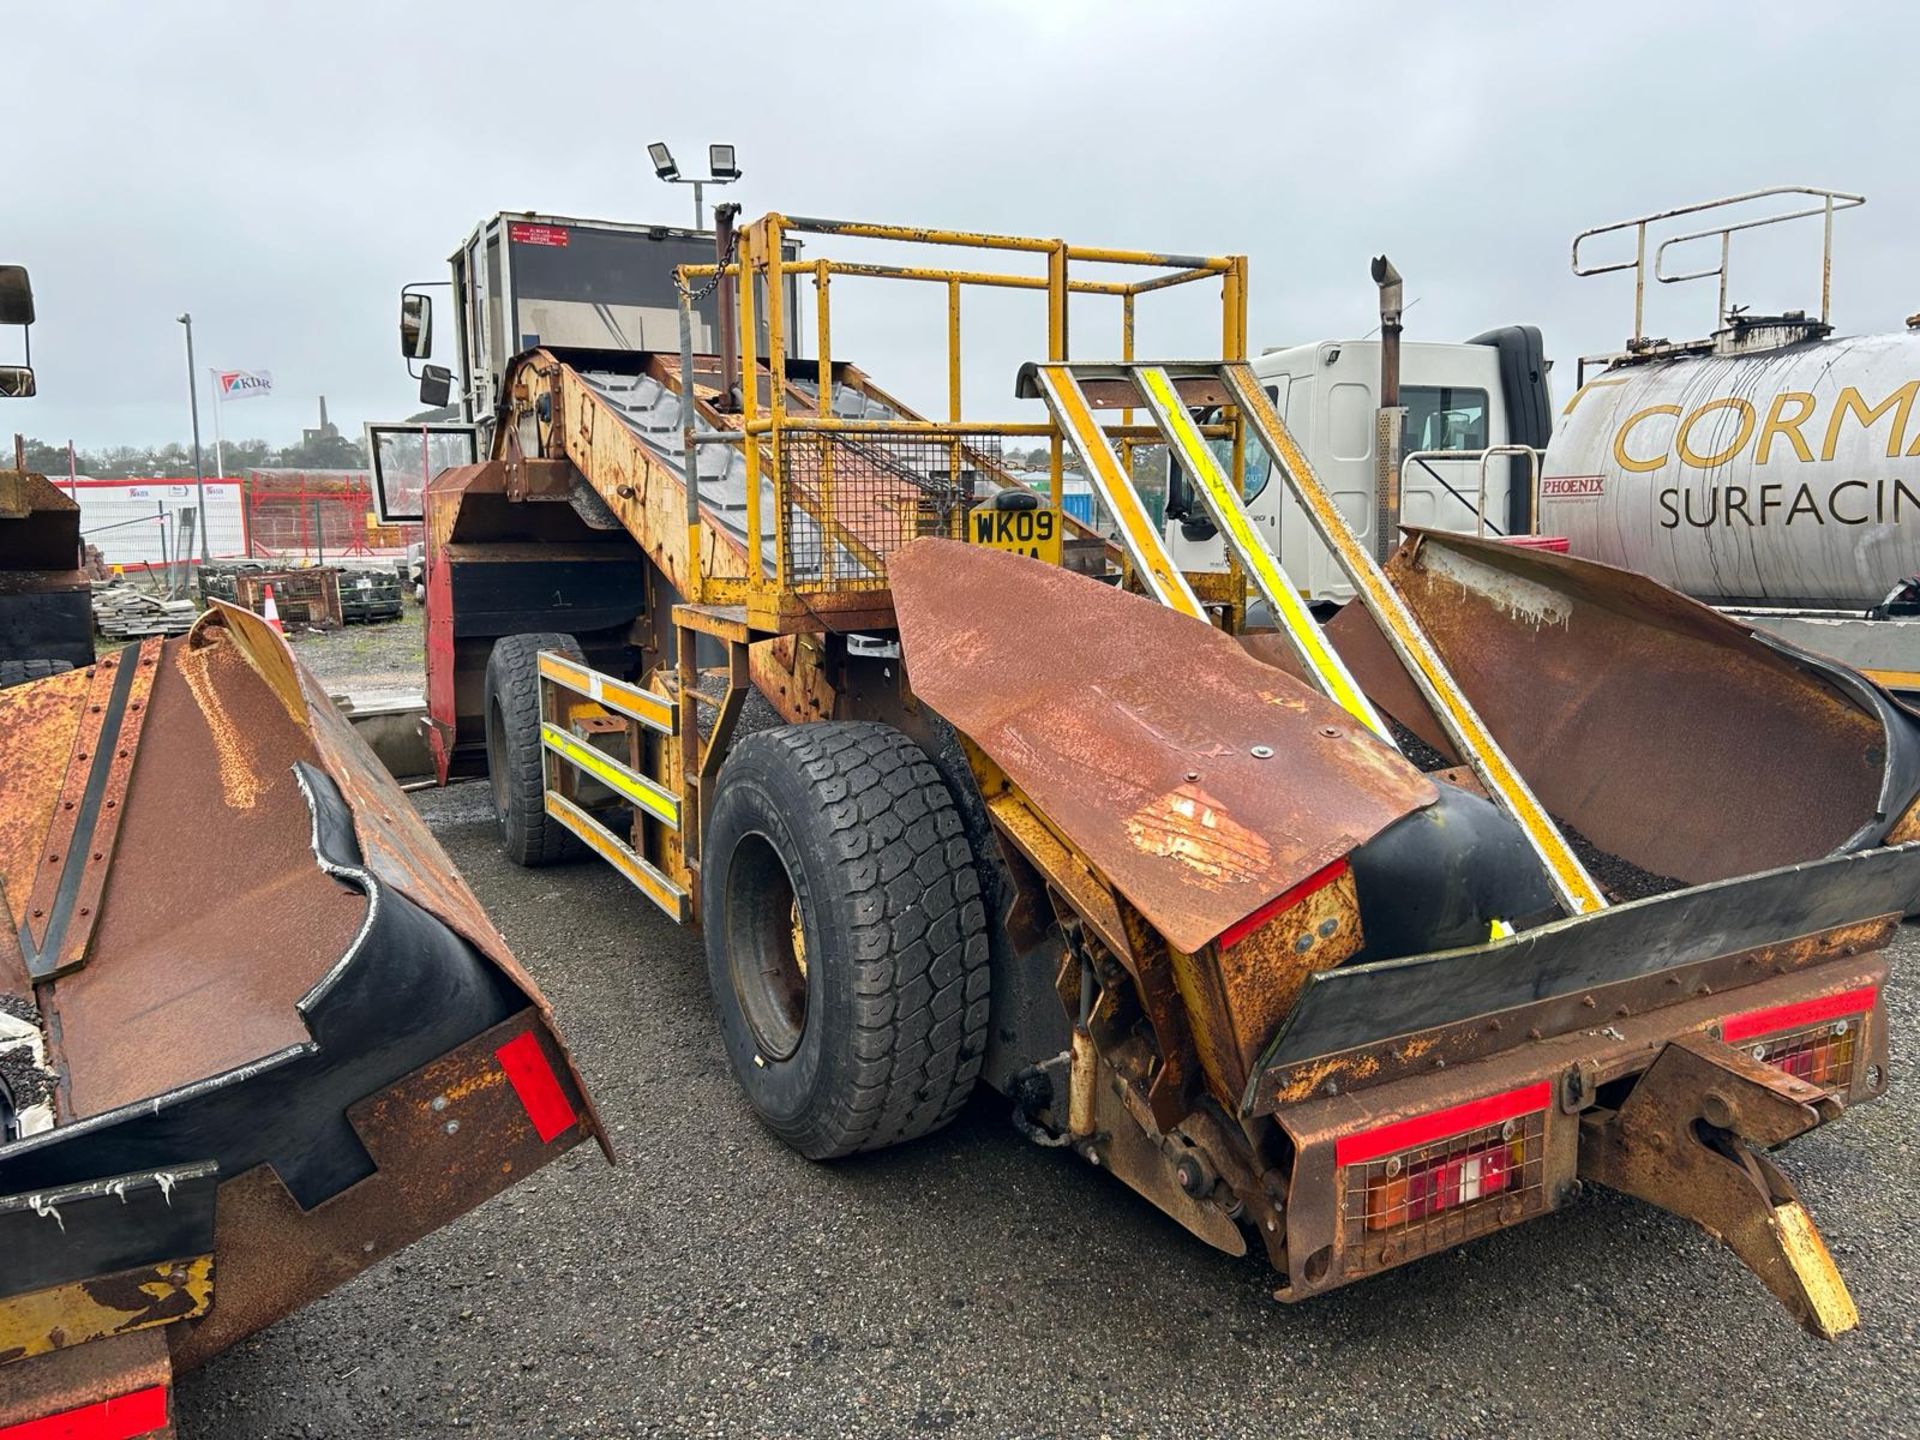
left=0, top=469, right=92, bottom=671
left=0, top=603, right=604, bottom=1429
left=889, top=538, right=1436, bottom=958
left=1317, top=530, right=1920, bottom=888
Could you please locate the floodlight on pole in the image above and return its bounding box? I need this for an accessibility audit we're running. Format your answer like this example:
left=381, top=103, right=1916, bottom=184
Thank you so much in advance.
left=647, top=140, right=740, bottom=229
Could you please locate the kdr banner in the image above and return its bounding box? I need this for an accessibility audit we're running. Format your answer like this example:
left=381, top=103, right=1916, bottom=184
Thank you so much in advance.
left=215, top=368, right=273, bottom=401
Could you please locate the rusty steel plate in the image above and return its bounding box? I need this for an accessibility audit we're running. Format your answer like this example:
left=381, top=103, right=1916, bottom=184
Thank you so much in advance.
left=42, top=620, right=367, bottom=1119
left=889, top=539, right=1435, bottom=954
left=1326, top=530, right=1899, bottom=885
left=166, top=1012, right=592, bottom=1372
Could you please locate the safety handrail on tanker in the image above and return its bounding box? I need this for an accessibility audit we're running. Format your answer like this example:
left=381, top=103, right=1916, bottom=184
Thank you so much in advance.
left=673, top=212, right=1248, bottom=602
left=1399, top=445, right=1543, bottom=538
left=1571, top=185, right=1865, bottom=345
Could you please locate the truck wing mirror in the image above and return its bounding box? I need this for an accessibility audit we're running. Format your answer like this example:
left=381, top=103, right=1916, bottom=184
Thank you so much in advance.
left=0, top=266, right=34, bottom=327
left=0, top=366, right=35, bottom=399
left=1164, top=401, right=1225, bottom=522
left=418, top=364, right=453, bottom=408
left=401, top=292, right=433, bottom=360
left=1164, top=449, right=1192, bottom=520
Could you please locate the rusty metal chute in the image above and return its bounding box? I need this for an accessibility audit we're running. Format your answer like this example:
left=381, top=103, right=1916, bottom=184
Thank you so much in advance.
left=889, top=538, right=1433, bottom=955
left=887, top=529, right=1919, bottom=1337
left=0, top=603, right=603, bottom=1418
left=1317, top=529, right=1920, bottom=885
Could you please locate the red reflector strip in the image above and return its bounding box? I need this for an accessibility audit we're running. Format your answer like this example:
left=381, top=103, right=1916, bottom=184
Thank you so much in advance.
left=1721, top=985, right=1878, bottom=1045
left=495, top=1030, right=578, bottom=1143
left=1216, top=858, right=1350, bottom=952
left=0, top=1386, right=168, bottom=1440
left=1335, top=1080, right=1552, bottom=1167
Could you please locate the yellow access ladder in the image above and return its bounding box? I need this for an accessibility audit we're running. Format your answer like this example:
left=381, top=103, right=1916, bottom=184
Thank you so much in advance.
left=1022, top=359, right=1606, bottom=916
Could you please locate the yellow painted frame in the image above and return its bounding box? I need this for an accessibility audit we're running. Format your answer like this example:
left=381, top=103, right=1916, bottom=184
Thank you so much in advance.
left=675, top=213, right=1247, bottom=624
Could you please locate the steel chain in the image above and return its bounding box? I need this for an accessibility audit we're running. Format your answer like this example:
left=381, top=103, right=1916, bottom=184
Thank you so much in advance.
left=675, top=228, right=738, bottom=304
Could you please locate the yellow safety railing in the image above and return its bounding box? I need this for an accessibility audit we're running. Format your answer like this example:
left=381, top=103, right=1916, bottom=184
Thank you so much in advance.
left=676, top=213, right=1247, bottom=612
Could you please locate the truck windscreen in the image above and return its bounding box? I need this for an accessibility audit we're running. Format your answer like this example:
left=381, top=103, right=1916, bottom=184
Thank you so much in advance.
left=509, top=225, right=723, bottom=354
left=506, top=223, right=798, bottom=357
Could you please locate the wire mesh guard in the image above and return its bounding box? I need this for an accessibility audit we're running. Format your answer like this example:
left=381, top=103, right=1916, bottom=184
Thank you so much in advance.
left=1341, top=1110, right=1549, bottom=1270
left=1747, top=1018, right=1859, bottom=1092
left=776, top=430, right=1004, bottom=593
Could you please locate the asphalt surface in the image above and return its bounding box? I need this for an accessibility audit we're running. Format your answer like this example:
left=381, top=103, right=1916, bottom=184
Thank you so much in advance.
left=177, top=781, right=1920, bottom=1439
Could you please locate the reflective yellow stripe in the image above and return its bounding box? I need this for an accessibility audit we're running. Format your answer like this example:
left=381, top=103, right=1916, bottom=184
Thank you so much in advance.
left=538, top=652, right=675, bottom=734
left=1222, top=362, right=1606, bottom=914
left=545, top=791, right=688, bottom=921
left=1036, top=365, right=1203, bottom=617
left=1135, top=366, right=1390, bottom=743
left=540, top=722, right=680, bottom=828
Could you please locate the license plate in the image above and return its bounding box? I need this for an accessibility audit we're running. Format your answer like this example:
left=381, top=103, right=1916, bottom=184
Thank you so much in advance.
left=968, top=505, right=1062, bottom=564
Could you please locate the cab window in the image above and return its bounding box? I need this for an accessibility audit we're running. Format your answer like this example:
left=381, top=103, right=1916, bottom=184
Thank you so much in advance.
left=1403, top=385, right=1489, bottom=453
left=1202, top=384, right=1279, bottom=504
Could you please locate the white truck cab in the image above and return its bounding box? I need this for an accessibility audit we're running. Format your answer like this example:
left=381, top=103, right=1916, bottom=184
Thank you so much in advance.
left=1164, top=330, right=1549, bottom=603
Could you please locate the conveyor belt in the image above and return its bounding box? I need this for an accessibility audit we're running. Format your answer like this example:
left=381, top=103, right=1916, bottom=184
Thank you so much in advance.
left=577, top=368, right=1016, bottom=591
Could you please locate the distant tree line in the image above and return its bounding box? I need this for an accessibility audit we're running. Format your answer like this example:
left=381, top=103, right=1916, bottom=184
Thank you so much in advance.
left=16, top=430, right=369, bottom=478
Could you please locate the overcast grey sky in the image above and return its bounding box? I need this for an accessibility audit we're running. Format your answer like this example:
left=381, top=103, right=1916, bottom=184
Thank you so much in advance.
left=8, top=1, right=1917, bottom=451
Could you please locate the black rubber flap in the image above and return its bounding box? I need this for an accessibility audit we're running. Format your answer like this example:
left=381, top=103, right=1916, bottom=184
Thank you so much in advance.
left=1261, top=843, right=1920, bottom=1069
left=0, top=764, right=525, bottom=1211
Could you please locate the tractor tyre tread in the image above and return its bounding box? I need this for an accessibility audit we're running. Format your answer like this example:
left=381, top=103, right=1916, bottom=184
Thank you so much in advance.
left=484, top=631, right=586, bottom=867
left=704, top=721, right=991, bottom=1159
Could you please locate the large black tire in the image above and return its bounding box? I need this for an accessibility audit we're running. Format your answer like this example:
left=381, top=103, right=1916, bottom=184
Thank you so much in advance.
left=702, top=722, right=991, bottom=1159
left=484, top=632, right=585, bottom=867
left=0, top=659, right=75, bottom=690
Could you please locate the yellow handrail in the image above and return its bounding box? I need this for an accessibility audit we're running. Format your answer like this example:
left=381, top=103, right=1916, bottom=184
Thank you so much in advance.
left=673, top=212, right=1249, bottom=621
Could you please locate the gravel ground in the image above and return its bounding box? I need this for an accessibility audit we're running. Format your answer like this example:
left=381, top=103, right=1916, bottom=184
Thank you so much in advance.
left=175, top=782, right=1920, bottom=1439
left=285, top=606, right=425, bottom=695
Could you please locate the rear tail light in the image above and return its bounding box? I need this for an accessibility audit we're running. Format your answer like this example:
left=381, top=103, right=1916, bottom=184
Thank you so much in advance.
left=1721, top=985, right=1876, bottom=1093
left=1365, top=1136, right=1521, bottom=1231
left=1337, top=1081, right=1552, bottom=1259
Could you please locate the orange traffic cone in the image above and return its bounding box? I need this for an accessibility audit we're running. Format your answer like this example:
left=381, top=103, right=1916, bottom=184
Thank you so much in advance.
left=261, top=583, right=285, bottom=635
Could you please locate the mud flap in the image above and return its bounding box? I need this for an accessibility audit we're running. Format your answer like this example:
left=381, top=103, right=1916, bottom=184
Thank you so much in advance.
left=1579, top=1032, right=1858, bottom=1338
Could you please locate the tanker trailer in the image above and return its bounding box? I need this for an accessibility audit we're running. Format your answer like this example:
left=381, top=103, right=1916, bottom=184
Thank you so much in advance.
left=1541, top=187, right=1920, bottom=687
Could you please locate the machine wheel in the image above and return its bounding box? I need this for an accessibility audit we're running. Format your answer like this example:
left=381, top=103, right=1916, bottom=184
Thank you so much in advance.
left=483, top=632, right=585, bottom=867
left=0, top=659, right=75, bottom=690
left=702, top=722, right=991, bottom=1159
